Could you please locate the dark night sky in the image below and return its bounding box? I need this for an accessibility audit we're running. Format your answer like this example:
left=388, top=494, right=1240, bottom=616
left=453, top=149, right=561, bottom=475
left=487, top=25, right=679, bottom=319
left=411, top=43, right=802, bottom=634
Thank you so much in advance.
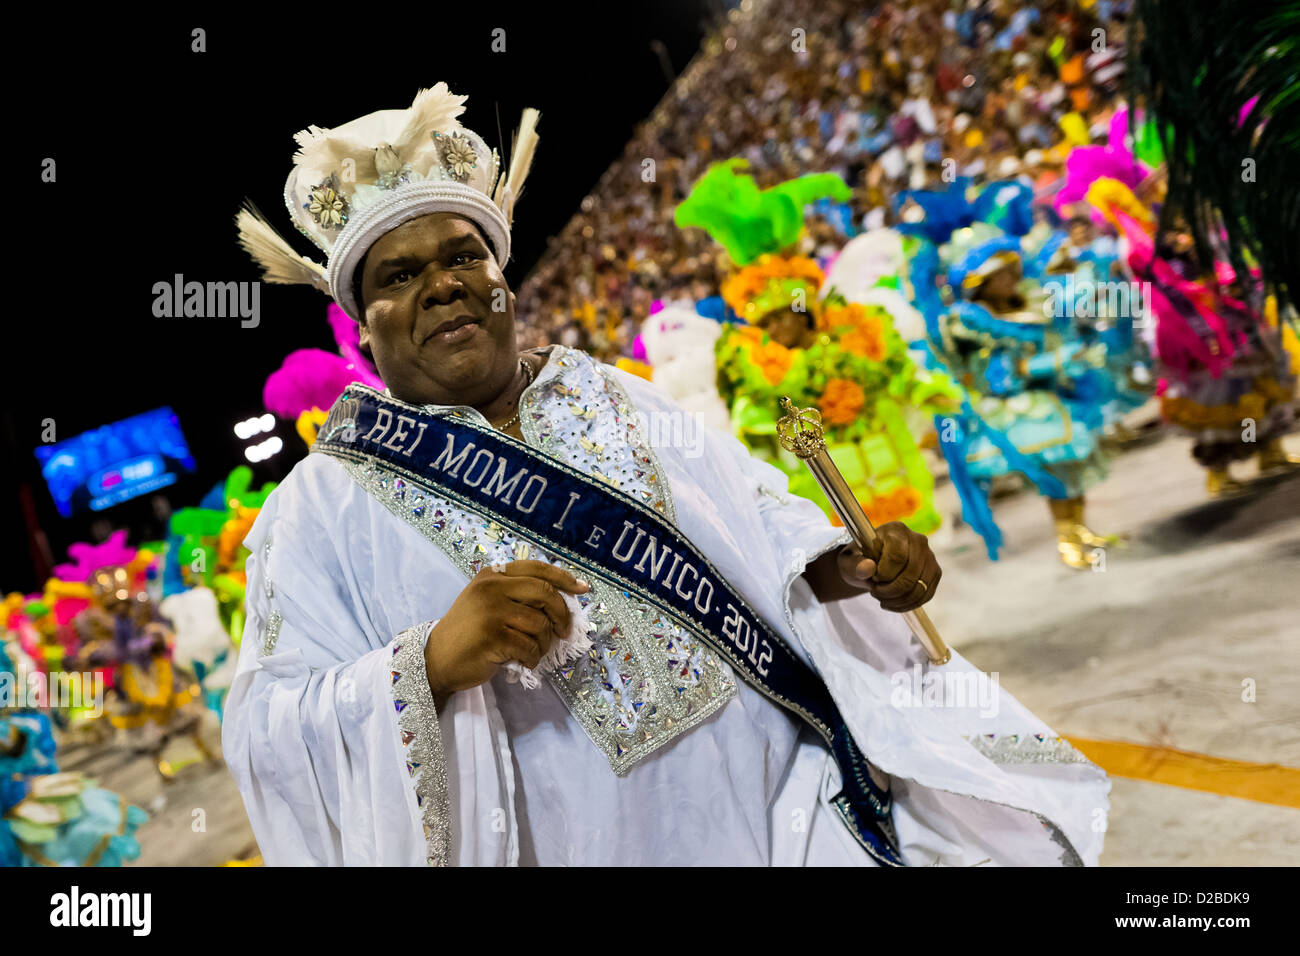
left=6, top=4, right=716, bottom=592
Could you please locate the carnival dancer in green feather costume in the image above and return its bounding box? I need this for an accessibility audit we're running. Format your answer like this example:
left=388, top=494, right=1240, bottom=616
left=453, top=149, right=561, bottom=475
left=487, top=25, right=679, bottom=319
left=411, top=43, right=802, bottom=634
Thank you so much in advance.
left=676, top=160, right=962, bottom=533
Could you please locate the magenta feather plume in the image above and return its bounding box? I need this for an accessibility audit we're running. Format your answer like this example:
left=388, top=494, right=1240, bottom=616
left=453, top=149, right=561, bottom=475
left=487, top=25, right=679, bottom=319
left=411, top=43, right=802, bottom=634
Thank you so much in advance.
left=326, top=304, right=384, bottom=390
left=1054, top=108, right=1150, bottom=220
left=52, top=597, right=90, bottom=625
left=264, top=349, right=370, bottom=420
left=52, top=529, right=137, bottom=582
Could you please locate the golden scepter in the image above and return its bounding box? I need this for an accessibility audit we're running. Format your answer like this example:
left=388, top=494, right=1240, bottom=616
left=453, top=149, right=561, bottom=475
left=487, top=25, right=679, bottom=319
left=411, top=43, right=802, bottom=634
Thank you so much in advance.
left=777, top=397, right=951, bottom=665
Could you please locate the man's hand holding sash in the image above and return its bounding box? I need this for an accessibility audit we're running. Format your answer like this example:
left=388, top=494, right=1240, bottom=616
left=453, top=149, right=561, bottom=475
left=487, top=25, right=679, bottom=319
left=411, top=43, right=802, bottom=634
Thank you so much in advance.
left=424, top=561, right=589, bottom=707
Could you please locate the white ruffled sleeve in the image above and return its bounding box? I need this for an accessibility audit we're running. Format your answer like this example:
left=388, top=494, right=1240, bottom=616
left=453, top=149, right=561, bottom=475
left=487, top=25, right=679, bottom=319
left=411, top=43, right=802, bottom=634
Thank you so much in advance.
left=221, top=502, right=447, bottom=865
left=220, top=455, right=516, bottom=866
left=606, top=364, right=1109, bottom=866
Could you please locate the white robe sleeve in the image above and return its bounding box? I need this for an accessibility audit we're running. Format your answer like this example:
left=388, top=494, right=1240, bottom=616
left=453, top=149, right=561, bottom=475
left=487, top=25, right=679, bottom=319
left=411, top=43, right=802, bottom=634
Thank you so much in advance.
left=221, top=456, right=517, bottom=866
left=607, top=364, right=1110, bottom=866
left=715, top=425, right=1111, bottom=866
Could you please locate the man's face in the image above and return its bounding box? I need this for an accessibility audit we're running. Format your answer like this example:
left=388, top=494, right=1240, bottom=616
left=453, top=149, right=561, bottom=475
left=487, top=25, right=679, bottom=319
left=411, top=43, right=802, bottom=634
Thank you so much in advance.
left=358, top=213, right=517, bottom=407
left=759, top=307, right=813, bottom=350
left=977, top=260, right=1022, bottom=303
left=1068, top=222, right=1092, bottom=247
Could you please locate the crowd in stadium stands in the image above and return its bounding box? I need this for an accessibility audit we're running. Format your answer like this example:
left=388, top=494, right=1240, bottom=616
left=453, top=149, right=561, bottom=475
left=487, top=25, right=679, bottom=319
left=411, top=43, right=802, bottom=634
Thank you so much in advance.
left=515, top=0, right=1133, bottom=361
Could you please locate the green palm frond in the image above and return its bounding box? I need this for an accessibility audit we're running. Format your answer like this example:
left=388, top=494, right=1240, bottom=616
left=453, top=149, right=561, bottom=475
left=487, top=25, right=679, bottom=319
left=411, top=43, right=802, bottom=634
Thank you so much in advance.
left=1130, top=0, right=1300, bottom=313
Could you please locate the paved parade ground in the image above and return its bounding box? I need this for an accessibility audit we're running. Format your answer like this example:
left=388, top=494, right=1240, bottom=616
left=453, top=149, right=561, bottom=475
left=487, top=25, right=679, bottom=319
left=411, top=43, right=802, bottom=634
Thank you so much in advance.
left=928, top=428, right=1300, bottom=866
left=62, top=429, right=1299, bottom=867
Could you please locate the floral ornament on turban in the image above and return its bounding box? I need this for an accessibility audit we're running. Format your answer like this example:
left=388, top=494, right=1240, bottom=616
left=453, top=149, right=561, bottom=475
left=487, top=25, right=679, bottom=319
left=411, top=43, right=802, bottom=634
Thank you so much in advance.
left=236, top=83, right=540, bottom=321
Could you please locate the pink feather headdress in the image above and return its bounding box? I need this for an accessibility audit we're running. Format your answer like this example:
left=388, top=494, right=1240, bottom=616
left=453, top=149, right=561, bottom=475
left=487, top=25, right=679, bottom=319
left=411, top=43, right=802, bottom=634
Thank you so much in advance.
left=263, top=304, right=386, bottom=420
left=264, top=349, right=371, bottom=420
left=52, top=529, right=137, bottom=582
left=1054, top=108, right=1151, bottom=223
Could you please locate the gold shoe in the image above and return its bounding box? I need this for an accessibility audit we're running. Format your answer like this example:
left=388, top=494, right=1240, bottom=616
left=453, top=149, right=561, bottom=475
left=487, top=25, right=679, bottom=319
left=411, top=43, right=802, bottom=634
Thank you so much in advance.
left=1207, top=467, right=1247, bottom=497
left=1055, top=523, right=1102, bottom=570
left=1057, top=538, right=1094, bottom=569
left=1060, top=498, right=1119, bottom=548
left=1068, top=523, right=1115, bottom=549
left=1257, top=439, right=1300, bottom=475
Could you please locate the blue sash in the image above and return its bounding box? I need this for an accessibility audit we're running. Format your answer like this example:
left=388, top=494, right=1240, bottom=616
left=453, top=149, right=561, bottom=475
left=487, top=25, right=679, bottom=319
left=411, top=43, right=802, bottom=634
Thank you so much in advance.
left=313, top=385, right=905, bottom=866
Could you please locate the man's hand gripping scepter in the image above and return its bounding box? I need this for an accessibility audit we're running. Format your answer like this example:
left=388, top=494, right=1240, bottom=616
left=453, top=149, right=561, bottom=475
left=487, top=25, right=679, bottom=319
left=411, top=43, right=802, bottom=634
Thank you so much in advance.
left=778, top=397, right=952, bottom=665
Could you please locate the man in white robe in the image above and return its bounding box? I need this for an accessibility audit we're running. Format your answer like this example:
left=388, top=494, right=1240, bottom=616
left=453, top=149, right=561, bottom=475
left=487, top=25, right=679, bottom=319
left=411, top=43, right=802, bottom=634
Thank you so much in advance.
left=225, top=85, right=1109, bottom=867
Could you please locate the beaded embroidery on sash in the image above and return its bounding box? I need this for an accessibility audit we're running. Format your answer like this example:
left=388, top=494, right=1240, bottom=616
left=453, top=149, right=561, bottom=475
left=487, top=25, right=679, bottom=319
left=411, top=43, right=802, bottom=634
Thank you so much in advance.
left=333, top=346, right=735, bottom=775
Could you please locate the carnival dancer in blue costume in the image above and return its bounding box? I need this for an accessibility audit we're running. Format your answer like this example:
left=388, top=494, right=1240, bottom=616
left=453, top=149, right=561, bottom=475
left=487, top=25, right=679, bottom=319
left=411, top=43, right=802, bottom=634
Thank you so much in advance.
left=1038, top=214, right=1156, bottom=440
left=901, top=181, right=1116, bottom=569
left=0, top=706, right=147, bottom=867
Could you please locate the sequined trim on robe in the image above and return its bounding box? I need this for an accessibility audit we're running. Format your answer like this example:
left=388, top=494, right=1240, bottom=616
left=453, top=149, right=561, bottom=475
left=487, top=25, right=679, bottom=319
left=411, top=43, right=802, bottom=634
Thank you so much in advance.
left=390, top=622, right=451, bottom=866
left=519, top=345, right=678, bottom=525
left=261, top=611, right=283, bottom=657
left=262, top=536, right=275, bottom=600
left=963, top=733, right=1093, bottom=866
left=1036, top=813, right=1085, bottom=867
left=258, top=536, right=282, bottom=657
left=963, top=733, right=1091, bottom=766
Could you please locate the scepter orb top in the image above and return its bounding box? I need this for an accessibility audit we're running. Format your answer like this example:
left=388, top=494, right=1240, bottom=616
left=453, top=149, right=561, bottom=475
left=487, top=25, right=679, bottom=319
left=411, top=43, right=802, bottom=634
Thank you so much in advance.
left=776, top=397, right=828, bottom=460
